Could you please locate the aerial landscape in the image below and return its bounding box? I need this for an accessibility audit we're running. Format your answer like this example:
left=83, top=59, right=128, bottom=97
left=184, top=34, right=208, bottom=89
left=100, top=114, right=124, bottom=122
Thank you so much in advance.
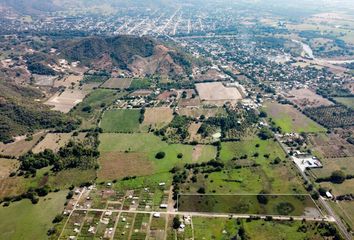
left=0, top=0, right=353, bottom=239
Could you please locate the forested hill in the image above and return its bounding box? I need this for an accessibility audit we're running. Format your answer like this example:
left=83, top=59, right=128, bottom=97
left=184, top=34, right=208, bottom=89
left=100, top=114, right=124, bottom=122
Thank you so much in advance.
left=57, top=35, right=155, bottom=70
left=0, top=79, right=79, bottom=143
left=56, top=35, right=193, bottom=77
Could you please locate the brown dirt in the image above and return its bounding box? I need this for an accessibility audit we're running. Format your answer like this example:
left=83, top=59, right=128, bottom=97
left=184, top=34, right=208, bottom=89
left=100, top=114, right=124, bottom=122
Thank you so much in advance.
left=143, top=107, right=174, bottom=126
left=98, top=152, right=154, bottom=180
left=0, top=132, right=46, bottom=157
left=0, top=158, right=19, bottom=178
left=196, top=82, right=242, bottom=106
left=192, top=145, right=203, bottom=162
left=188, top=122, right=202, bottom=142
left=101, top=78, right=132, bottom=89
left=287, top=88, right=334, bottom=109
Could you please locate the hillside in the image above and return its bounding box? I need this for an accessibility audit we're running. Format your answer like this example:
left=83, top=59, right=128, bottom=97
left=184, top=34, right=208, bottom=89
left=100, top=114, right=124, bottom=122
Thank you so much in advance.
left=0, top=79, right=79, bottom=143
left=57, top=35, right=192, bottom=78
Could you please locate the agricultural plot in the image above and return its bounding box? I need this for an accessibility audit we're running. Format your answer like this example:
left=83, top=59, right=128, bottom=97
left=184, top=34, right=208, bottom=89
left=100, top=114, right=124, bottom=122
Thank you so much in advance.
left=72, top=88, right=123, bottom=129
left=32, top=132, right=85, bottom=153
left=148, top=214, right=166, bottom=240
left=287, top=88, right=333, bottom=109
left=178, top=107, right=226, bottom=119
left=334, top=97, right=354, bottom=109
left=0, top=132, right=46, bottom=157
left=53, top=75, right=83, bottom=88
left=142, top=107, right=174, bottom=128
left=178, top=194, right=321, bottom=217
left=101, top=78, right=133, bottom=89
left=196, top=82, right=243, bottom=106
left=114, top=212, right=135, bottom=240
left=264, top=102, right=326, bottom=133
left=0, top=191, right=67, bottom=240
left=98, top=133, right=216, bottom=180
left=100, top=109, right=141, bottom=133
left=303, top=105, right=354, bottom=128
left=45, top=88, right=87, bottom=113
left=217, top=137, right=305, bottom=194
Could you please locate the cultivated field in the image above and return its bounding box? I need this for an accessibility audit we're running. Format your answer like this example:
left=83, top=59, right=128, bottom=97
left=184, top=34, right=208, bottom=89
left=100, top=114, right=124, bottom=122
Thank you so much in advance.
left=100, top=109, right=141, bottom=133
left=264, top=102, right=326, bottom=133
left=287, top=88, right=333, bottom=109
left=98, top=133, right=216, bottom=180
left=100, top=78, right=132, bottom=89
left=45, top=88, right=87, bottom=113
left=196, top=82, right=242, bottom=105
left=178, top=107, right=226, bottom=118
left=142, top=107, right=174, bottom=127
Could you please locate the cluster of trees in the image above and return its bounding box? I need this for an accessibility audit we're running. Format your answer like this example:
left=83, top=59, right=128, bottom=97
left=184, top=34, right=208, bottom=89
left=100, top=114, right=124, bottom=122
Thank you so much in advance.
left=27, top=62, right=56, bottom=76
left=19, top=138, right=99, bottom=173
left=316, top=170, right=353, bottom=184
left=303, top=105, right=354, bottom=128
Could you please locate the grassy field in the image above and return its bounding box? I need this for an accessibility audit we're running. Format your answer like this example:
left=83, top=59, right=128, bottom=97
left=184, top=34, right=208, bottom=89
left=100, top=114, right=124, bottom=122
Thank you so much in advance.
left=98, top=133, right=216, bottom=180
left=101, top=78, right=132, bottom=89
left=209, top=137, right=305, bottom=194
left=142, top=107, right=174, bottom=128
left=0, top=191, right=67, bottom=240
left=0, top=158, right=19, bottom=178
left=178, top=194, right=320, bottom=217
left=334, top=97, right=354, bottom=109
left=71, top=89, right=122, bottom=129
left=263, top=102, right=326, bottom=133
left=100, top=109, right=141, bottom=133
left=192, top=217, right=332, bottom=240
left=0, top=132, right=46, bottom=157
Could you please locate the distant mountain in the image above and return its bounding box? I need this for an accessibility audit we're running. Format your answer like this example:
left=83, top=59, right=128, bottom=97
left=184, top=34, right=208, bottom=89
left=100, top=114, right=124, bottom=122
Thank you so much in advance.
left=57, top=35, right=192, bottom=78
left=0, top=0, right=62, bottom=16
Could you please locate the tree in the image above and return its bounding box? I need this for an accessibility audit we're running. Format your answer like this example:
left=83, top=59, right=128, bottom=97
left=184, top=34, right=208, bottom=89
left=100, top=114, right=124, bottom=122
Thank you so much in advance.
left=197, top=187, right=206, bottom=194
left=330, top=170, right=346, bottom=184
left=258, top=127, right=273, bottom=140
left=155, top=152, right=166, bottom=159
left=173, top=217, right=181, bottom=229
left=257, top=190, right=268, bottom=205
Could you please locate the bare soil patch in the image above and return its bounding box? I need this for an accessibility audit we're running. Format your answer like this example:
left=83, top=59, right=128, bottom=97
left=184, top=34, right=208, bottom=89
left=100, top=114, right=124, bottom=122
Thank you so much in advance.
left=0, top=132, right=45, bottom=157
left=53, top=75, right=83, bottom=88
left=196, top=82, right=242, bottom=106
left=98, top=152, right=154, bottom=180
left=0, top=158, right=19, bottom=178
left=45, top=88, right=87, bottom=113
left=179, top=107, right=225, bottom=118
left=32, top=132, right=86, bottom=153
left=192, top=145, right=203, bottom=161
left=188, top=122, right=202, bottom=142
left=143, top=107, right=174, bottom=126
left=101, top=78, right=132, bottom=89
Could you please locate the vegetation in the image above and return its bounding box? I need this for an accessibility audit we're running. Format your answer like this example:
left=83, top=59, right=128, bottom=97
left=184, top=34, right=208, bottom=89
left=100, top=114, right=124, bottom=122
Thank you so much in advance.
left=100, top=109, right=141, bottom=133
left=304, top=105, right=354, bottom=128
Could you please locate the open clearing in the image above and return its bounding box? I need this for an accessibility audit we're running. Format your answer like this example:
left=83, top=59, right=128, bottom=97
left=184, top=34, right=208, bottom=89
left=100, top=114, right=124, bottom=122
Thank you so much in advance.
left=178, top=194, right=321, bottom=217
left=178, top=107, right=226, bottom=118
left=287, top=88, right=333, bottom=109
left=217, top=137, right=305, bottom=194
left=196, top=82, right=242, bottom=105
left=0, top=158, right=19, bottom=178
left=334, top=97, right=354, bottom=109
left=32, top=132, right=85, bottom=153
left=0, top=191, right=67, bottom=240
left=45, top=88, right=87, bottom=113
left=0, top=132, right=46, bottom=157
left=100, top=109, right=141, bottom=133
left=53, top=75, right=83, bottom=88
left=142, top=107, right=174, bottom=127
left=263, top=101, right=326, bottom=133
left=101, top=77, right=132, bottom=89
left=98, top=152, right=154, bottom=180
left=98, top=133, right=217, bottom=179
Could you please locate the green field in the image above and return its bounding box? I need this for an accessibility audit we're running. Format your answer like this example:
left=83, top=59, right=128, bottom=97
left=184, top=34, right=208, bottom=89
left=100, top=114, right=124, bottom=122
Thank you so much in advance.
left=334, top=97, right=354, bottom=109
left=0, top=191, right=67, bottom=240
left=263, top=102, right=326, bottom=133
left=192, top=217, right=336, bottom=240
left=100, top=109, right=141, bottom=133
left=98, top=133, right=216, bottom=179
left=71, top=89, right=121, bottom=129
left=178, top=194, right=319, bottom=217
